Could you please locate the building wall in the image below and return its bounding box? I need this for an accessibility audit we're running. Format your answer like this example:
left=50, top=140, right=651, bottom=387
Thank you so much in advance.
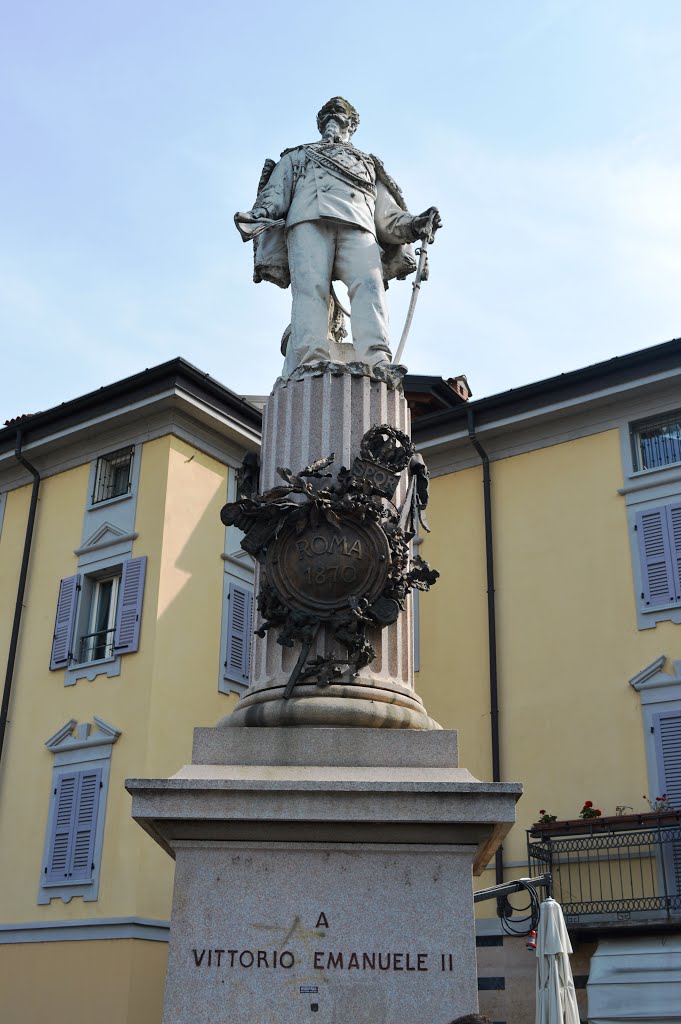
left=419, top=423, right=681, bottom=1021
left=0, top=938, right=167, bottom=1024
left=0, top=431, right=242, bottom=1021
left=420, top=427, right=674, bottom=858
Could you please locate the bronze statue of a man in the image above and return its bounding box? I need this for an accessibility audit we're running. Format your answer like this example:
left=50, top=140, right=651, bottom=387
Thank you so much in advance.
left=235, top=97, right=441, bottom=378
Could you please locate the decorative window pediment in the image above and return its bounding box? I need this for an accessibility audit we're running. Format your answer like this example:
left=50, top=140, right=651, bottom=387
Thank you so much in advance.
left=630, top=656, right=681, bottom=693
left=74, top=522, right=138, bottom=557
left=45, top=717, right=121, bottom=755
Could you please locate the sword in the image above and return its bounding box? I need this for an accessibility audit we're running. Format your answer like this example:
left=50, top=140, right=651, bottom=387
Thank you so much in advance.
left=394, top=210, right=437, bottom=365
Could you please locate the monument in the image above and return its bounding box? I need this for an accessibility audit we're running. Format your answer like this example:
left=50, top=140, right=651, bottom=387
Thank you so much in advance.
left=127, top=97, right=521, bottom=1023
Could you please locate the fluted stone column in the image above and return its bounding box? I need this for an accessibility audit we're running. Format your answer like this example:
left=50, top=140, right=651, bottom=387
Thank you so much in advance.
left=226, top=367, right=439, bottom=730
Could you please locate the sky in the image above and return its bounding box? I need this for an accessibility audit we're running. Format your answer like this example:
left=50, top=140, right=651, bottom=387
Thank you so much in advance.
left=1, top=0, right=680, bottom=421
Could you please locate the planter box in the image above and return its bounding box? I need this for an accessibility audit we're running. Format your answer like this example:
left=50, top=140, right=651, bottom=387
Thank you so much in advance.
left=529, top=811, right=681, bottom=839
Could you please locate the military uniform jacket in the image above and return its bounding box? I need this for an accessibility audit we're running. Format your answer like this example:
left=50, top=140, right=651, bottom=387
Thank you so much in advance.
left=256, top=142, right=418, bottom=247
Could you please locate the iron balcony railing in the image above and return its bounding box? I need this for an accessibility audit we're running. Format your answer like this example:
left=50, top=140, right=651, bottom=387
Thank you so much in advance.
left=78, top=628, right=115, bottom=664
left=527, top=815, right=681, bottom=926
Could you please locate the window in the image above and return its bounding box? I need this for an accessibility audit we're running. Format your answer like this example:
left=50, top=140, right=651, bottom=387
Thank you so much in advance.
left=49, top=556, right=146, bottom=670
left=46, top=768, right=102, bottom=884
left=38, top=717, right=121, bottom=904
left=621, top=412, right=681, bottom=629
left=636, top=504, right=681, bottom=609
left=220, top=469, right=256, bottom=694
left=631, top=411, right=681, bottom=472
left=221, top=580, right=254, bottom=691
left=654, top=709, right=681, bottom=902
left=92, top=446, right=134, bottom=504
left=79, top=574, right=120, bottom=663
left=631, top=659, right=681, bottom=905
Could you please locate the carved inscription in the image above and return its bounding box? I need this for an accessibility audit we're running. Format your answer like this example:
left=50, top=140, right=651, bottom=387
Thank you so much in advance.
left=297, top=533, right=362, bottom=588
left=267, top=519, right=390, bottom=617
left=193, top=948, right=294, bottom=969
left=313, top=951, right=429, bottom=971
left=189, top=914, right=456, bottom=981
left=350, top=456, right=400, bottom=498
left=296, top=535, right=362, bottom=560
left=191, top=947, right=455, bottom=973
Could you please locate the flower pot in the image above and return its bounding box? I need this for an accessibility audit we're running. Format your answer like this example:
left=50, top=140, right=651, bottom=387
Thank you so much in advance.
left=529, top=810, right=681, bottom=838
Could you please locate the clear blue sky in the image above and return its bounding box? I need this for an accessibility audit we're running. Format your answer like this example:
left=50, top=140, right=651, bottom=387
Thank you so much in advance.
left=2, top=0, right=680, bottom=420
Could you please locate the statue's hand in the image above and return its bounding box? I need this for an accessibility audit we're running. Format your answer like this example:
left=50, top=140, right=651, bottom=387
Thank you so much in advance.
left=235, top=208, right=268, bottom=223
left=412, top=207, right=442, bottom=242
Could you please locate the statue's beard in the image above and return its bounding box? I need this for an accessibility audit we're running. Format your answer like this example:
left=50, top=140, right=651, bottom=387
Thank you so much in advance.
left=322, top=123, right=344, bottom=144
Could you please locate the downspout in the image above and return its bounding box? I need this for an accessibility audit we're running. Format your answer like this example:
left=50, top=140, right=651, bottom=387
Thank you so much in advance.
left=0, top=429, right=41, bottom=768
left=467, top=408, right=503, bottom=887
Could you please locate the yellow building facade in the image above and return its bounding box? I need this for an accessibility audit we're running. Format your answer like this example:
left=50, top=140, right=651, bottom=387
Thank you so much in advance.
left=414, top=337, right=681, bottom=1021
left=0, top=361, right=260, bottom=1023
left=1, top=342, right=680, bottom=1022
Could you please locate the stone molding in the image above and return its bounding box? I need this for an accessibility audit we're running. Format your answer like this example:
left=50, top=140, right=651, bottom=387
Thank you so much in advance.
left=128, top=727, right=521, bottom=876
left=0, top=918, right=169, bottom=944
left=273, top=359, right=406, bottom=393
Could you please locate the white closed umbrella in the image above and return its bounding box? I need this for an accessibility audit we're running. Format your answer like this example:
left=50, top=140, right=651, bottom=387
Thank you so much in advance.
left=535, top=897, right=580, bottom=1024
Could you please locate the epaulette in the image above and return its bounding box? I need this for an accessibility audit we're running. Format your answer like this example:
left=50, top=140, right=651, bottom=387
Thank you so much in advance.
left=370, top=154, right=408, bottom=211
left=279, top=143, right=316, bottom=157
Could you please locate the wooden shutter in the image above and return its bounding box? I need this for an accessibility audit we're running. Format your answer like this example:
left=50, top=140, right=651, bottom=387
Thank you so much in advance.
left=224, top=582, right=253, bottom=685
left=45, top=773, right=78, bottom=881
left=49, top=575, right=81, bottom=670
left=45, top=768, right=102, bottom=883
left=667, top=503, right=681, bottom=601
left=656, top=711, right=681, bottom=810
left=654, top=711, right=681, bottom=897
left=113, top=556, right=146, bottom=654
left=636, top=508, right=676, bottom=606
left=70, top=768, right=101, bottom=880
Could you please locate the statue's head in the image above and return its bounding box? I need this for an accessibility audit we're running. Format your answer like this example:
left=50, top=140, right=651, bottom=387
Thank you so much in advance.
left=316, top=97, right=359, bottom=139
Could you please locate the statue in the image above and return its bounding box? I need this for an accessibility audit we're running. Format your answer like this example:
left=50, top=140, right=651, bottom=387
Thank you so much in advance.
left=235, top=97, right=442, bottom=379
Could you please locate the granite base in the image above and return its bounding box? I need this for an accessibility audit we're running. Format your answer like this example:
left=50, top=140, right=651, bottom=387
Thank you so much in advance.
left=127, top=728, right=522, bottom=1024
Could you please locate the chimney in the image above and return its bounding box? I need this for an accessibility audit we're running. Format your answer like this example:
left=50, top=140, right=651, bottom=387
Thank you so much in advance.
left=446, top=375, right=472, bottom=402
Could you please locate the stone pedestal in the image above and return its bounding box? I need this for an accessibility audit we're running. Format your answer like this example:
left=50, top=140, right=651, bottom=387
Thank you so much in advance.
left=127, top=728, right=522, bottom=1024
left=228, top=367, right=437, bottom=730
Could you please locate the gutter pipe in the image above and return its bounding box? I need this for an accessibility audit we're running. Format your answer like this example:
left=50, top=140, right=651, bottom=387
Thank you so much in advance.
left=0, top=430, right=41, bottom=768
left=467, top=408, right=503, bottom=887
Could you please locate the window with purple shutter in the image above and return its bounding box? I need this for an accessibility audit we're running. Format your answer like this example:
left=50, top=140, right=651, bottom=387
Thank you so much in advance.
left=113, top=556, right=146, bottom=654
left=49, top=575, right=81, bottom=670
left=636, top=508, right=676, bottom=606
left=39, top=717, right=120, bottom=904
left=224, top=582, right=253, bottom=685
left=45, top=773, right=77, bottom=882
left=653, top=710, right=681, bottom=897
left=69, top=769, right=101, bottom=879
left=668, top=503, right=681, bottom=600
left=45, top=767, right=101, bottom=883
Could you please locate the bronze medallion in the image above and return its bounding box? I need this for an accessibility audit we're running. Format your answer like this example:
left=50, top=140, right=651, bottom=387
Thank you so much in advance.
left=267, top=516, right=391, bottom=618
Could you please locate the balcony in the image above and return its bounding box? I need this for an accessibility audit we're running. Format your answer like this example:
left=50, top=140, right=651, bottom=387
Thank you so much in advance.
left=527, top=812, right=681, bottom=936
left=78, top=627, right=115, bottom=664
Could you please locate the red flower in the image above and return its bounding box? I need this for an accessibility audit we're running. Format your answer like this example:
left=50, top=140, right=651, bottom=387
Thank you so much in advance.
left=539, top=809, right=546, bottom=815
left=584, top=800, right=593, bottom=808
left=595, top=809, right=602, bottom=816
